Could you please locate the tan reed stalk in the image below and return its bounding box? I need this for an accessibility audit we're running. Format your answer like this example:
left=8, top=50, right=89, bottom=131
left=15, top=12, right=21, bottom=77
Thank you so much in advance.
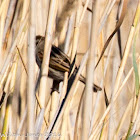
left=49, top=10, right=75, bottom=127
left=58, top=3, right=88, bottom=135
left=58, top=19, right=68, bottom=49
left=38, top=0, right=58, bottom=109
left=34, top=94, right=48, bottom=127
left=125, top=20, right=140, bottom=139
left=0, top=64, right=12, bottom=125
left=113, top=56, right=140, bottom=104
left=2, top=0, right=22, bottom=57
left=1, top=54, right=18, bottom=140
left=58, top=14, right=75, bottom=111
left=98, top=31, right=105, bottom=74
left=79, top=0, right=90, bottom=25
left=89, top=1, right=140, bottom=138
left=0, top=0, right=10, bottom=71
left=20, top=62, right=49, bottom=130
left=49, top=0, right=77, bottom=126
left=60, top=73, right=83, bottom=138
left=0, top=0, right=8, bottom=15
left=44, top=98, right=51, bottom=127
left=46, top=47, right=89, bottom=139
left=27, top=0, right=36, bottom=138
left=71, top=0, right=81, bottom=62
left=67, top=113, right=74, bottom=140
left=0, top=53, right=20, bottom=108
left=98, top=36, right=117, bottom=140
left=131, top=67, right=140, bottom=135
left=91, top=37, right=116, bottom=138
left=125, top=97, right=138, bottom=139
left=42, top=0, right=50, bottom=34
left=89, top=55, right=140, bottom=139
left=35, top=108, right=45, bottom=136
left=15, top=108, right=27, bottom=140
left=60, top=105, right=69, bottom=140
left=19, top=43, right=27, bottom=118
left=3, top=0, right=17, bottom=40
left=74, top=88, right=85, bottom=140
left=15, top=32, right=29, bottom=75
left=98, top=117, right=109, bottom=140
left=63, top=14, right=75, bottom=54
left=59, top=81, right=81, bottom=139
left=89, top=30, right=107, bottom=135
left=126, top=89, right=140, bottom=139
left=49, top=91, right=59, bottom=122
left=59, top=72, right=68, bottom=103
left=6, top=54, right=18, bottom=140
left=0, top=14, right=29, bottom=80
left=114, top=0, right=140, bottom=103
left=0, top=64, right=11, bottom=96
left=0, top=0, right=10, bottom=48
left=27, top=96, right=51, bottom=138
left=114, top=99, right=133, bottom=140
left=1, top=96, right=11, bottom=140
left=60, top=78, right=82, bottom=138
left=106, top=8, right=120, bottom=140
left=36, top=1, right=44, bottom=35
left=90, top=55, right=140, bottom=139
left=81, top=1, right=99, bottom=139
left=98, top=0, right=117, bottom=35
left=21, top=0, right=30, bottom=20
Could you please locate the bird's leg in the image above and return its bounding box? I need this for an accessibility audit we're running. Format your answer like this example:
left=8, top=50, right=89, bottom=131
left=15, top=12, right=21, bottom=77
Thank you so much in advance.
left=51, top=80, right=60, bottom=94
left=79, top=74, right=102, bottom=92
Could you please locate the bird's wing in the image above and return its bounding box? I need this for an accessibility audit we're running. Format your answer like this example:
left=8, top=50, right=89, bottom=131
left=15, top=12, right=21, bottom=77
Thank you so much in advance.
left=50, top=46, right=70, bottom=72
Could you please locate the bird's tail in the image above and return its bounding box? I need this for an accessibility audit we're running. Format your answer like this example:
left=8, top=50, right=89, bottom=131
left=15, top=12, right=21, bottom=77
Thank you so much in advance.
left=79, top=75, right=102, bottom=92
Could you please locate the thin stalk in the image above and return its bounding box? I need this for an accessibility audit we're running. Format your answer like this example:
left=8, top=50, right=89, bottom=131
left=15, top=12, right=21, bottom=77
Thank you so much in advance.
left=114, top=0, right=140, bottom=99
left=71, top=0, right=81, bottom=62
left=81, top=1, right=99, bottom=139
left=0, top=13, right=29, bottom=80
left=38, top=0, right=58, bottom=108
left=1, top=54, right=18, bottom=140
left=45, top=47, right=89, bottom=139
left=49, top=91, right=59, bottom=122
left=89, top=55, right=140, bottom=139
left=27, top=0, right=36, bottom=138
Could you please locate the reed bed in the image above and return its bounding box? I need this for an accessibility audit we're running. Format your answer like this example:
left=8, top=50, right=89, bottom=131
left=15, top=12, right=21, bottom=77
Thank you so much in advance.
left=0, top=0, right=140, bottom=140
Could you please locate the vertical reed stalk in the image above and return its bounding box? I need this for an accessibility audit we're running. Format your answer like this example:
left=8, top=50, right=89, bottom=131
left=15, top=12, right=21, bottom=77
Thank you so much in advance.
left=38, top=0, right=58, bottom=108
left=27, top=0, right=36, bottom=139
left=81, top=1, right=99, bottom=139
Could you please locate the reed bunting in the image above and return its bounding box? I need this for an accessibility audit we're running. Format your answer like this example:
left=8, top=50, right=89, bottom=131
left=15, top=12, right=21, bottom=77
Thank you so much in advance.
left=35, top=35, right=101, bottom=92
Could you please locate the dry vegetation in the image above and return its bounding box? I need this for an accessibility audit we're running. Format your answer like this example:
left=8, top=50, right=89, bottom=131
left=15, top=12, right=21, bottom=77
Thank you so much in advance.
left=0, top=0, right=140, bottom=140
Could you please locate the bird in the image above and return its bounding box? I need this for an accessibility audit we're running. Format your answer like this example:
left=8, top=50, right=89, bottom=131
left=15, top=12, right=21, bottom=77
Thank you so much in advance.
left=35, top=35, right=102, bottom=92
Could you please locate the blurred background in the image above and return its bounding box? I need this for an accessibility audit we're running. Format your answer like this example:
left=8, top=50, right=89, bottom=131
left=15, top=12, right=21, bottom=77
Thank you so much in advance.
left=0, top=0, right=140, bottom=140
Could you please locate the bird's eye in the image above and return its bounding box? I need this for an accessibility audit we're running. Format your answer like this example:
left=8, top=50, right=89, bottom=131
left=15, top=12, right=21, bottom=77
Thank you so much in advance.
left=36, top=40, right=39, bottom=45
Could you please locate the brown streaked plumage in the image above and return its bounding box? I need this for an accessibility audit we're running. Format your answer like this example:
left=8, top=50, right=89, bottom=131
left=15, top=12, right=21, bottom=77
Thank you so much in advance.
left=35, top=35, right=102, bottom=92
